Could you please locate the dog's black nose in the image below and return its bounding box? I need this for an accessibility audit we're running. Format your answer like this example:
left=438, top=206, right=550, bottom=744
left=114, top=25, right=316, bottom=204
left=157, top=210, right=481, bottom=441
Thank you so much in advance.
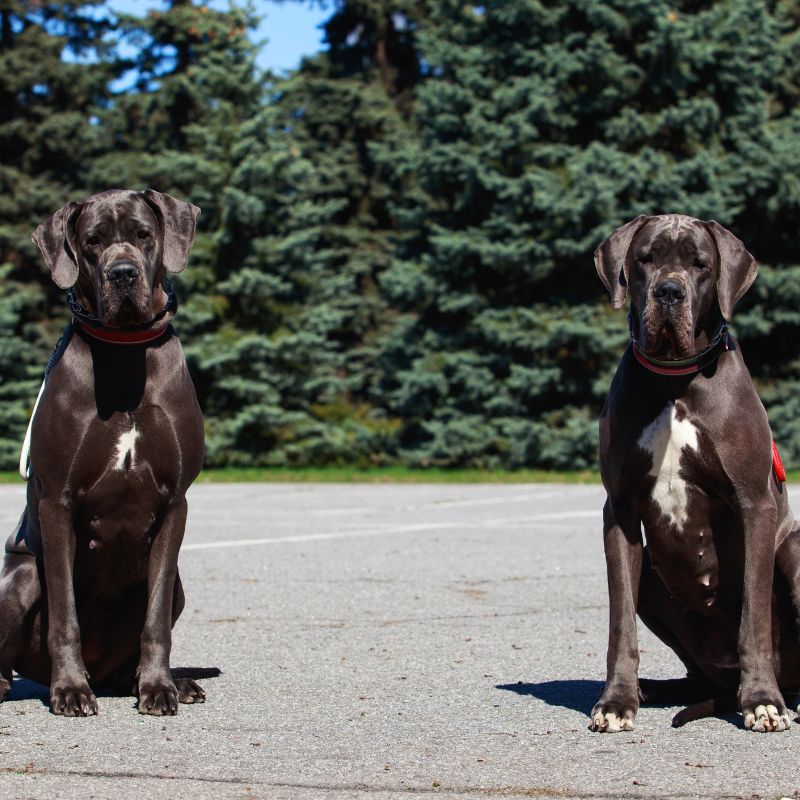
left=653, top=280, right=686, bottom=305
left=108, top=262, right=139, bottom=285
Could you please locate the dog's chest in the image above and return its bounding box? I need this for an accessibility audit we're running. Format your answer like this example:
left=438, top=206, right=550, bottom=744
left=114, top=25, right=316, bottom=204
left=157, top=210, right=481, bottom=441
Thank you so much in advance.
left=635, top=401, right=733, bottom=610
left=75, top=411, right=173, bottom=582
left=92, top=407, right=176, bottom=480
left=111, top=420, right=140, bottom=472
left=78, top=408, right=176, bottom=525
left=95, top=417, right=149, bottom=483
left=637, top=401, right=701, bottom=532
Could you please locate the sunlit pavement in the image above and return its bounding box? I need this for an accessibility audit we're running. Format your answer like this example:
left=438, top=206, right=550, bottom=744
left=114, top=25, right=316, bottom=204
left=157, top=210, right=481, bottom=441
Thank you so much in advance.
left=0, top=483, right=798, bottom=799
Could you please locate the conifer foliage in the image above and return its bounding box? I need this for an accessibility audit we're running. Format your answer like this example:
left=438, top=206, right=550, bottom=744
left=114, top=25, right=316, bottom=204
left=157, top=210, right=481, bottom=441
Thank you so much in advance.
left=0, top=0, right=118, bottom=465
left=2, top=0, right=800, bottom=470
left=380, top=0, right=800, bottom=468
left=192, top=0, right=418, bottom=466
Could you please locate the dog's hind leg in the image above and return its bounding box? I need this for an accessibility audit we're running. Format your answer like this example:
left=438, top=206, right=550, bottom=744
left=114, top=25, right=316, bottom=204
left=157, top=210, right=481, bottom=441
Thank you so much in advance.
left=0, top=550, right=42, bottom=703
left=168, top=574, right=206, bottom=704
left=636, top=547, right=737, bottom=725
left=637, top=549, right=714, bottom=680
left=774, top=524, right=800, bottom=715
left=776, top=524, right=800, bottom=629
left=113, top=571, right=206, bottom=705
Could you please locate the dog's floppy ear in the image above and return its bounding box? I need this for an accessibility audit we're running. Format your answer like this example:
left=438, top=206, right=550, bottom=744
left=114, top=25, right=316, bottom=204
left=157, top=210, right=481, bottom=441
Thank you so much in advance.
left=594, top=215, right=649, bottom=309
left=703, top=220, right=758, bottom=321
left=143, top=189, right=201, bottom=273
left=31, top=201, right=83, bottom=289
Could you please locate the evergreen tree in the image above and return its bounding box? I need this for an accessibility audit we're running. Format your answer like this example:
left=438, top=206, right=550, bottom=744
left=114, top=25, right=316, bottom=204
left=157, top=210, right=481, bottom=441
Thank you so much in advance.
left=4, top=0, right=800, bottom=472
left=197, top=0, right=421, bottom=466
left=0, top=0, right=118, bottom=467
left=378, top=0, right=800, bottom=468
left=91, top=0, right=267, bottom=461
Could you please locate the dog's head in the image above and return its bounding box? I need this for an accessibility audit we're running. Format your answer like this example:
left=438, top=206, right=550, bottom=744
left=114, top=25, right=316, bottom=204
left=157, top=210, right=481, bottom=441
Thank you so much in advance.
left=32, top=189, right=200, bottom=328
left=595, top=214, right=757, bottom=359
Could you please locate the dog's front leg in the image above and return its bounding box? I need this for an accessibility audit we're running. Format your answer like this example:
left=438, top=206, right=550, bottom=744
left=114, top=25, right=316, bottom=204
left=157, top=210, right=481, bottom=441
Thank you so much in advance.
left=590, top=498, right=643, bottom=732
left=39, top=498, right=98, bottom=716
left=136, top=498, right=187, bottom=716
left=738, top=497, right=790, bottom=732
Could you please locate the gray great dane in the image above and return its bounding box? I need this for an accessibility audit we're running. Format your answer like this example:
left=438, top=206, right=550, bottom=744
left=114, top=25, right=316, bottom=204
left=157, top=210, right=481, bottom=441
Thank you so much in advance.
left=0, top=189, right=206, bottom=716
left=592, top=214, right=800, bottom=732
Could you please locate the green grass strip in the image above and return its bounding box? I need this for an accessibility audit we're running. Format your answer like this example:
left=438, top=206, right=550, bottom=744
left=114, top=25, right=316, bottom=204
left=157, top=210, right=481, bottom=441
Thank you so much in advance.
left=0, top=467, right=600, bottom=484
left=2, top=467, right=799, bottom=484
left=193, top=467, right=601, bottom=483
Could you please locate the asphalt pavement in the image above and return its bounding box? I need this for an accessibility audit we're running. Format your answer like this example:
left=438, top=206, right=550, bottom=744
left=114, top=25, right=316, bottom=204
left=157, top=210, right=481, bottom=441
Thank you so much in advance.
left=0, top=482, right=799, bottom=799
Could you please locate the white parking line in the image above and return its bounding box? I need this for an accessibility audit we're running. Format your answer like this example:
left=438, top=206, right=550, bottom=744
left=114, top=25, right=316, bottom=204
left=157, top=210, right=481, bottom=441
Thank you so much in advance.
left=182, top=509, right=601, bottom=550
left=305, top=491, right=562, bottom=516
left=483, top=509, right=600, bottom=526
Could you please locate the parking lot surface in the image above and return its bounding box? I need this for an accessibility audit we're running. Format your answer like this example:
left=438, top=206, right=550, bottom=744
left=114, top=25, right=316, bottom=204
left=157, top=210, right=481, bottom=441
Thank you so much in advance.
left=0, top=482, right=799, bottom=799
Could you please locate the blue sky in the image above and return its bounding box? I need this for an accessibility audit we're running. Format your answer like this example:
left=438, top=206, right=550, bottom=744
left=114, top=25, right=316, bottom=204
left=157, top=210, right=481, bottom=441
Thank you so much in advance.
left=108, top=1, right=329, bottom=74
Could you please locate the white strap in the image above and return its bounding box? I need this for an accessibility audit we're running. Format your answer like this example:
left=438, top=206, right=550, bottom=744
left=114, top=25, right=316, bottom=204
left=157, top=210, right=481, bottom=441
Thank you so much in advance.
left=19, top=378, right=46, bottom=481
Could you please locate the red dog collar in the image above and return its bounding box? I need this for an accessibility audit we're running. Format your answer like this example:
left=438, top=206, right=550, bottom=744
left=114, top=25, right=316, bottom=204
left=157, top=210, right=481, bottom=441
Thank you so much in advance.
left=75, top=319, right=170, bottom=345
left=631, top=325, right=730, bottom=377
left=632, top=346, right=706, bottom=375
left=628, top=313, right=729, bottom=377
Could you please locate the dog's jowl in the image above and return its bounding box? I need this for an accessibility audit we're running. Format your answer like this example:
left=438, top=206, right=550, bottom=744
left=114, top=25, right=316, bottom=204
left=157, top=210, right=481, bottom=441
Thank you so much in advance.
left=592, top=214, right=800, bottom=733
left=0, top=189, right=205, bottom=716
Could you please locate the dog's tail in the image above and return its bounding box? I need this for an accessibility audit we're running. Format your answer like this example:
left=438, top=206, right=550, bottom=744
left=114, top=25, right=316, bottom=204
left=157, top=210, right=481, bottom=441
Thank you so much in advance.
left=639, top=677, right=711, bottom=704
left=671, top=694, right=737, bottom=727
left=639, top=677, right=737, bottom=727
left=171, top=667, right=222, bottom=680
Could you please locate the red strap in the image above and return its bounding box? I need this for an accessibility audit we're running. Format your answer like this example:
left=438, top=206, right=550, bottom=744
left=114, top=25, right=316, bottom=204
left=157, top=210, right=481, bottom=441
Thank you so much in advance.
left=772, top=440, right=787, bottom=483
left=76, top=319, right=168, bottom=345
left=632, top=347, right=700, bottom=376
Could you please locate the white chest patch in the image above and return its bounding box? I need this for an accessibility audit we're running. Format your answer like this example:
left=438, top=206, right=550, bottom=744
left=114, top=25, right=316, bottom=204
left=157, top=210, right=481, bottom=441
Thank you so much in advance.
left=114, top=424, right=139, bottom=471
left=637, top=402, right=699, bottom=531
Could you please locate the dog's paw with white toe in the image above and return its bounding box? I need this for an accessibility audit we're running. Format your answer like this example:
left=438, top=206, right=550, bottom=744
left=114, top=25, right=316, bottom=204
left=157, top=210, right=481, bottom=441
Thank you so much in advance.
left=743, top=704, right=790, bottom=732
left=589, top=707, right=635, bottom=733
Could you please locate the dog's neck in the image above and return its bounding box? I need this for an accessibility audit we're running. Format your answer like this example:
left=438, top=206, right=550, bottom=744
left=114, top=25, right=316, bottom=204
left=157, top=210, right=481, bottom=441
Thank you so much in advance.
left=628, top=314, right=730, bottom=376
left=68, top=281, right=177, bottom=345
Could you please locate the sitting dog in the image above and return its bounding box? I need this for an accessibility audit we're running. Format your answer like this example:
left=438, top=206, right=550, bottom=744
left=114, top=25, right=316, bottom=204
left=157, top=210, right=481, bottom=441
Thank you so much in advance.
left=0, top=189, right=205, bottom=716
left=591, top=214, right=800, bottom=732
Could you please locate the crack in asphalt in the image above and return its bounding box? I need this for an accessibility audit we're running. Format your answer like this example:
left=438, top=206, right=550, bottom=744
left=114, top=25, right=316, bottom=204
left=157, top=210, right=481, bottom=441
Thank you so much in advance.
left=0, top=766, right=775, bottom=799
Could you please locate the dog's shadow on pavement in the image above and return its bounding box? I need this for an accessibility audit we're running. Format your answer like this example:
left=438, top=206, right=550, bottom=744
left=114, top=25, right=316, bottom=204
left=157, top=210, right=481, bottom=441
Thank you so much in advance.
left=9, top=678, right=50, bottom=705
left=497, top=679, right=601, bottom=716
left=9, top=666, right=222, bottom=709
left=497, top=678, right=744, bottom=729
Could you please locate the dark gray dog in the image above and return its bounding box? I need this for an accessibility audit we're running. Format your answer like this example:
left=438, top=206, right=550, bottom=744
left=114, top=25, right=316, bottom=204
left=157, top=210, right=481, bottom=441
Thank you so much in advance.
left=592, top=214, right=800, bottom=732
left=0, top=189, right=205, bottom=716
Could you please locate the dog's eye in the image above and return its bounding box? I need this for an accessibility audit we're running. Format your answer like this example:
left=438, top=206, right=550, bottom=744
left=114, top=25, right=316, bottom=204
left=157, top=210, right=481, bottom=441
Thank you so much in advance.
left=637, top=253, right=654, bottom=264
left=137, top=229, right=152, bottom=241
left=86, top=236, right=100, bottom=248
left=694, top=259, right=708, bottom=270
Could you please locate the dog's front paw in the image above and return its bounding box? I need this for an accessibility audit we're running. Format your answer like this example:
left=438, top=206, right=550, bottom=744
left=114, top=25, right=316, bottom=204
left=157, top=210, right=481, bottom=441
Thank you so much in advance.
left=589, top=703, right=636, bottom=733
left=137, top=679, right=179, bottom=716
left=175, top=677, right=206, bottom=704
left=50, top=683, right=98, bottom=716
left=742, top=703, right=790, bottom=732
